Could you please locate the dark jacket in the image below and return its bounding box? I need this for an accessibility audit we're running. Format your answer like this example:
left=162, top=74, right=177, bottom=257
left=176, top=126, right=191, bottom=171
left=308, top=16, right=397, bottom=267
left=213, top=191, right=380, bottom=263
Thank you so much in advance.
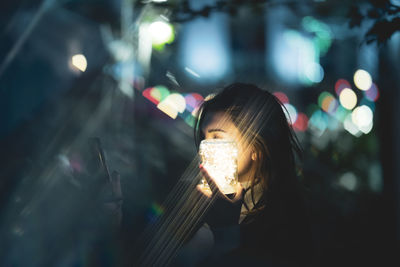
left=201, top=187, right=313, bottom=267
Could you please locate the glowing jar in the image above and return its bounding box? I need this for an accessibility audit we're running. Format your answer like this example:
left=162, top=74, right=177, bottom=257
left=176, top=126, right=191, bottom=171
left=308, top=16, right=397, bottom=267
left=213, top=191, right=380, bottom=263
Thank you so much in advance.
left=199, top=139, right=238, bottom=194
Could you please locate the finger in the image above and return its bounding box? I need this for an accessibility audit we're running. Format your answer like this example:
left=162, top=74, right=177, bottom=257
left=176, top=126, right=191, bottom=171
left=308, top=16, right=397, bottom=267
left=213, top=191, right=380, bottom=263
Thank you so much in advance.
left=199, top=165, right=241, bottom=203
left=199, top=165, right=243, bottom=202
left=199, top=165, right=221, bottom=196
left=196, top=184, right=212, bottom=198
left=111, top=170, right=123, bottom=201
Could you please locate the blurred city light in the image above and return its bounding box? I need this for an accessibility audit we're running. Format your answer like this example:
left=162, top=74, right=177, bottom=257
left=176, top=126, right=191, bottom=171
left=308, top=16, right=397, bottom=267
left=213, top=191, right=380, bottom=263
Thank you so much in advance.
left=184, top=93, right=204, bottom=113
left=339, top=88, right=357, bottom=110
left=334, top=105, right=350, bottom=122
left=271, top=30, right=321, bottom=85
left=293, top=112, right=309, bottom=132
left=359, top=120, right=373, bottom=134
left=302, top=16, right=333, bottom=56
left=283, top=103, right=298, bottom=124
left=327, top=116, right=340, bottom=131
left=180, top=112, right=196, bottom=127
left=351, top=105, right=373, bottom=128
left=180, top=14, right=231, bottom=82
left=108, top=40, right=134, bottom=62
left=308, top=109, right=328, bottom=136
left=143, top=86, right=205, bottom=123
left=157, top=93, right=186, bottom=119
left=305, top=62, right=324, bottom=83
left=142, top=85, right=204, bottom=122
left=354, top=69, right=372, bottom=91
left=143, top=86, right=170, bottom=105
left=352, top=105, right=373, bottom=134
left=344, top=114, right=362, bottom=137
left=318, top=91, right=337, bottom=114
left=138, top=23, right=153, bottom=71
left=338, top=172, right=358, bottom=191
left=365, top=82, right=380, bottom=102
left=273, top=91, right=289, bottom=104
left=335, top=79, right=351, bottom=96
left=149, top=21, right=175, bottom=50
left=71, top=54, right=87, bottom=72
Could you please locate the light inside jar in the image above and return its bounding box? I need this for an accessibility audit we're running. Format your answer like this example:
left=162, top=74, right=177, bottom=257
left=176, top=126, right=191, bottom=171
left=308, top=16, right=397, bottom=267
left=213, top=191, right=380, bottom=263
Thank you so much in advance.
left=199, top=139, right=238, bottom=194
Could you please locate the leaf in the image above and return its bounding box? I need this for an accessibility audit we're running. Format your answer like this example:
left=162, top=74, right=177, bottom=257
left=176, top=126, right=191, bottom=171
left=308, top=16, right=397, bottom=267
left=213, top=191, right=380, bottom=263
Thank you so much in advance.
left=365, top=17, right=400, bottom=44
left=348, top=5, right=364, bottom=28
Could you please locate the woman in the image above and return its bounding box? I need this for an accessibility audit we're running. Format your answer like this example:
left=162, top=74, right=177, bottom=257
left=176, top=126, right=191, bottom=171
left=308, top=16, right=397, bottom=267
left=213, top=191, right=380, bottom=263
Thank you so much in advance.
left=191, top=83, right=313, bottom=266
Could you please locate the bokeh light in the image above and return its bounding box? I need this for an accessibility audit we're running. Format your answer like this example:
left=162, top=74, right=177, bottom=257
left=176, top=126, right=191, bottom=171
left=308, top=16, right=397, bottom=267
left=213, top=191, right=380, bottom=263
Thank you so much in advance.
left=335, top=79, right=351, bottom=96
left=344, top=114, right=361, bottom=137
left=338, top=172, right=358, bottom=191
left=293, top=112, right=309, bottom=132
left=305, top=62, right=324, bottom=83
left=302, top=16, right=333, bottom=55
left=157, top=93, right=186, bottom=119
left=354, top=69, right=372, bottom=91
left=318, top=91, right=337, bottom=114
left=273, top=91, right=289, bottom=104
left=352, top=105, right=373, bottom=134
left=184, top=93, right=204, bottom=113
left=351, top=105, right=373, bottom=128
left=108, top=40, right=134, bottom=61
left=339, top=88, right=357, bottom=110
left=149, top=21, right=175, bottom=50
left=143, top=86, right=170, bottom=105
left=359, top=120, right=373, bottom=134
left=180, top=112, right=196, bottom=127
left=334, top=105, right=350, bottom=122
left=271, top=30, right=320, bottom=85
left=308, top=109, right=328, bottom=136
left=180, top=14, right=231, bottom=81
left=327, top=116, right=340, bottom=131
left=71, top=54, right=87, bottom=72
left=365, top=82, right=380, bottom=102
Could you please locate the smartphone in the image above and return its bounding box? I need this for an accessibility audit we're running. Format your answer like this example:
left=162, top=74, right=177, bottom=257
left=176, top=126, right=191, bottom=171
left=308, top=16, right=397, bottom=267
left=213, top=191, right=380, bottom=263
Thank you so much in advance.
left=199, top=139, right=238, bottom=194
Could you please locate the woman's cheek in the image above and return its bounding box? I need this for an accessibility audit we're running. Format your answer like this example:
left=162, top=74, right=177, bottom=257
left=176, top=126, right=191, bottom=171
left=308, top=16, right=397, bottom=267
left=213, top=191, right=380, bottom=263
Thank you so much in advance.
left=237, top=151, right=253, bottom=175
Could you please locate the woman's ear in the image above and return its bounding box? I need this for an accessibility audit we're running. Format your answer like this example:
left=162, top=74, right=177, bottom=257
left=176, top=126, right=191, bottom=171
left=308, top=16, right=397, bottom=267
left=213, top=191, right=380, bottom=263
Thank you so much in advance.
left=251, top=151, right=257, bottom=161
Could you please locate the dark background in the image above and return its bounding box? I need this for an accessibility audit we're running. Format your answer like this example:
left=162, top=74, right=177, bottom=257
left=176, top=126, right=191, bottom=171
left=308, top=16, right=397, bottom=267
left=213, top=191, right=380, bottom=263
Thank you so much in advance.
left=0, top=0, right=399, bottom=266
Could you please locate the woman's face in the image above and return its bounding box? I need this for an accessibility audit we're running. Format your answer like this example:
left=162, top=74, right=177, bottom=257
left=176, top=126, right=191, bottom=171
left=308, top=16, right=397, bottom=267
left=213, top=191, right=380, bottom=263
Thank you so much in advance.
left=201, top=111, right=255, bottom=182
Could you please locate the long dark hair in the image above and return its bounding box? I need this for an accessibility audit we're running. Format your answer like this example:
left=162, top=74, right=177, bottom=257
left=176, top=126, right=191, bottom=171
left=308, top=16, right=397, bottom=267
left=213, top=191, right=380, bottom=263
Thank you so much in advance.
left=194, top=83, right=303, bottom=214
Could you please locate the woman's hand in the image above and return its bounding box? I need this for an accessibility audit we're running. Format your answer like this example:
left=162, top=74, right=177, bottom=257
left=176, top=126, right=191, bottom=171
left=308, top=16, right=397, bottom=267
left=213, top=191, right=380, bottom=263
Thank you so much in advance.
left=197, top=164, right=243, bottom=202
left=197, top=164, right=243, bottom=228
